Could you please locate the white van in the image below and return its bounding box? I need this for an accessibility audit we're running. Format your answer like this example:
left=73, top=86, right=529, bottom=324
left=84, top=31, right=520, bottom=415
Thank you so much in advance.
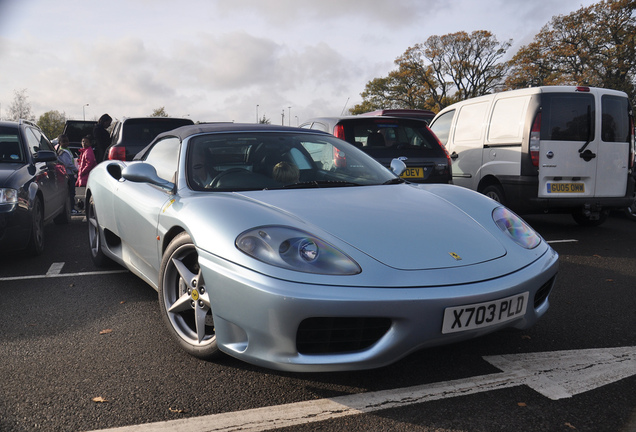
left=429, top=86, right=635, bottom=226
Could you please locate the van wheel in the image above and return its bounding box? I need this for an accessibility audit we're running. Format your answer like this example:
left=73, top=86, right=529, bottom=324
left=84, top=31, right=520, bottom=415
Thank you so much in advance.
left=481, top=184, right=505, bottom=205
left=572, top=209, right=608, bottom=227
left=625, top=198, right=636, bottom=221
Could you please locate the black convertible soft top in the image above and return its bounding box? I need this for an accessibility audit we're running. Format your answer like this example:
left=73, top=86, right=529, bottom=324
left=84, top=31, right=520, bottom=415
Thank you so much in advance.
left=134, top=123, right=330, bottom=160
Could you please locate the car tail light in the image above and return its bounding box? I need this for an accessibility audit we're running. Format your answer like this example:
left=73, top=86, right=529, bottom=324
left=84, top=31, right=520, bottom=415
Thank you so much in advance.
left=431, top=129, right=452, bottom=169
left=108, top=147, right=126, bottom=161
left=333, top=147, right=346, bottom=168
left=629, top=115, right=634, bottom=170
left=575, top=86, right=590, bottom=92
left=333, top=124, right=345, bottom=140
left=530, top=113, right=541, bottom=167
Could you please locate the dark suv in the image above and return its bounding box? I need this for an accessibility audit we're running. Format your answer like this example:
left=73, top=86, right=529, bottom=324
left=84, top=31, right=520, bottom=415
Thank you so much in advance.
left=299, top=115, right=451, bottom=184
left=106, top=117, right=194, bottom=161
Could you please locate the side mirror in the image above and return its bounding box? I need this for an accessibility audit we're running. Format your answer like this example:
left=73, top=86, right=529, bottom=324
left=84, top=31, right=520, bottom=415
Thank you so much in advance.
left=122, top=163, right=174, bottom=191
left=34, top=150, right=58, bottom=163
left=390, top=157, right=407, bottom=177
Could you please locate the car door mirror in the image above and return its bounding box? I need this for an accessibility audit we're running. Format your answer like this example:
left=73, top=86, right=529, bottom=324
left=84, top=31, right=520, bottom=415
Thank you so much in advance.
left=122, top=163, right=175, bottom=191
left=390, top=157, right=407, bottom=176
left=34, top=150, right=58, bottom=163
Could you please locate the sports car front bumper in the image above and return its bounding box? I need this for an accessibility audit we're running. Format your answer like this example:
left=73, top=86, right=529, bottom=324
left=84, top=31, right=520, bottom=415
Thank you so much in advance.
left=198, top=247, right=559, bottom=372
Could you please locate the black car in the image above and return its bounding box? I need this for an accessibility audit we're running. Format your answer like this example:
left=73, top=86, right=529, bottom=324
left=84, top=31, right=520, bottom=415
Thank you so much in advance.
left=300, top=115, right=452, bottom=184
left=0, top=120, right=70, bottom=255
left=106, top=117, right=195, bottom=161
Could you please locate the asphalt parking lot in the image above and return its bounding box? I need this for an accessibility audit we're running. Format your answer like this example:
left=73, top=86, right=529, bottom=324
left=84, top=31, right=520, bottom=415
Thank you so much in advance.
left=0, top=211, right=635, bottom=432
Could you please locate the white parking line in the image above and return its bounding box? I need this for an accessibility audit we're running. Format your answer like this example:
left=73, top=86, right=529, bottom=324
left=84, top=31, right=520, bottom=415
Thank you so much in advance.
left=546, top=239, right=579, bottom=244
left=0, top=269, right=128, bottom=282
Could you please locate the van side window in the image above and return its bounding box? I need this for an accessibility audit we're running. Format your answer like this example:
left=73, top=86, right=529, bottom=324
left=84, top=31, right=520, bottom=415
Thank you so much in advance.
left=601, top=95, right=630, bottom=143
left=429, top=110, right=455, bottom=145
left=541, top=94, right=595, bottom=141
left=488, top=97, right=529, bottom=142
left=454, top=102, right=489, bottom=142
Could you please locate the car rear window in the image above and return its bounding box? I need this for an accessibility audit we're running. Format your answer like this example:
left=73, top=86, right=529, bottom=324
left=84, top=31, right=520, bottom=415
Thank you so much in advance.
left=601, top=95, right=630, bottom=143
left=541, top=93, right=595, bottom=142
left=340, top=118, right=445, bottom=158
left=121, top=118, right=194, bottom=146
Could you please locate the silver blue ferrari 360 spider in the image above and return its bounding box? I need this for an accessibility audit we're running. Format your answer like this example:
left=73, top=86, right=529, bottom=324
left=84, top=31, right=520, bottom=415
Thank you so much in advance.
left=86, top=123, right=558, bottom=372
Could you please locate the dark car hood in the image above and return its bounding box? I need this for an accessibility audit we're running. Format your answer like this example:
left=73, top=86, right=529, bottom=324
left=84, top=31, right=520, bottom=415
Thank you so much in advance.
left=0, top=163, right=22, bottom=186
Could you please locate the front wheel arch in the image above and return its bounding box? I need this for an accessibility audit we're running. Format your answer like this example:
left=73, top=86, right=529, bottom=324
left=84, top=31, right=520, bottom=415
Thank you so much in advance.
left=158, top=232, right=220, bottom=360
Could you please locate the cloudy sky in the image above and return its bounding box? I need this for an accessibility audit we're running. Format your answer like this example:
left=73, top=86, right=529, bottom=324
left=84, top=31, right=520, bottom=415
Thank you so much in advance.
left=0, top=0, right=596, bottom=126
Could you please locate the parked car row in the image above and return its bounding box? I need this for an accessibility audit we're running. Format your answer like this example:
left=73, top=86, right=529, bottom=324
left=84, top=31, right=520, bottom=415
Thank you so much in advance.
left=0, top=120, right=71, bottom=256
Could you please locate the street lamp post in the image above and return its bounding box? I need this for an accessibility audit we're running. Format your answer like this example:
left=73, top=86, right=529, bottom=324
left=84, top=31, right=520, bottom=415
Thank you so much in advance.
left=288, top=107, right=291, bottom=126
left=256, top=104, right=259, bottom=123
left=83, top=103, right=89, bottom=120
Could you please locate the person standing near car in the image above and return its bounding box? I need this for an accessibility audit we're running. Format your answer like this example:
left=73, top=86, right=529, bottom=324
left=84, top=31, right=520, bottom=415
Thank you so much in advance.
left=56, top=134, right=79, bottom=214
left=75, top=135, right=97, bottom=187
left=93, top=113, right=112, bottom=162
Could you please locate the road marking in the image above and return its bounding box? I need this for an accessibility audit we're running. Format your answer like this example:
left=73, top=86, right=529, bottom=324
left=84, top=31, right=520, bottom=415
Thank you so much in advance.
left=546, top=239, right=578, bottom=244
left=0, top=269, right=128, bottom=282
left=46, top=262, right=65, bottom=276
left=89, top=346, right=636, bottom=432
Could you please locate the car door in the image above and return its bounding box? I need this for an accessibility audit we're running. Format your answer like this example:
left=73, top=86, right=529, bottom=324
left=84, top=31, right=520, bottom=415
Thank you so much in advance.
left=24, top=127, right=66, bottom=218
left=594, top=93, right=631, bottom=197
left=537, top=91, right=598, bottom=198
left=446, top=101, right=490, bottom=190
left=113, top=137, right=180, bottom=283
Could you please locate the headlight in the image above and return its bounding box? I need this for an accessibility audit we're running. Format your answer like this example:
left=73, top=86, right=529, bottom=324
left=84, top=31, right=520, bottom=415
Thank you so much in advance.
left=236, top=226, right=361, bottom=275
left=492, top=207, right=541, bottom=249
left=0, top=188, right=18, bottom=204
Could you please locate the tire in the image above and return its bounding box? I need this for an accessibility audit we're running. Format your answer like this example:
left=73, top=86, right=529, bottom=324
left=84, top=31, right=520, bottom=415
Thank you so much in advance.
left=158, top=232, right=220, bottom=359
left=87, top=195, right=112, bottom=267
left=26, top=197, right=45, bottom=256
left=624, top=198, right=636, bottom=221
left=572, top=209, right=609, bottom=227
left=481, top=184, right=505, bottom=205
left=54, top=197, right=71, bottom=225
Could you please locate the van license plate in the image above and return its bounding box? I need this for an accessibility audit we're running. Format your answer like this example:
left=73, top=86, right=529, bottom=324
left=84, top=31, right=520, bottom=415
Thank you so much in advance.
left=400, top=167, right=424, bottom=178
left=441, top=292, right=529, bottom=334
left=547, top=183, right=585, bottom=193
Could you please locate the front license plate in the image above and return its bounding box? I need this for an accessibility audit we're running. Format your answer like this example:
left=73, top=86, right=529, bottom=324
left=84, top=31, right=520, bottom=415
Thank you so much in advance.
left=546, top=182, right=585, bottom=193
left=441, top=292, right=529, bottom=334
left=400, top=167, right=424, bottom=179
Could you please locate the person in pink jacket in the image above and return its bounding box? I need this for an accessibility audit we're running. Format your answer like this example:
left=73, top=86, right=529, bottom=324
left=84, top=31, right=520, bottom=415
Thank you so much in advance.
left=76, top=136, right=97, bottom=187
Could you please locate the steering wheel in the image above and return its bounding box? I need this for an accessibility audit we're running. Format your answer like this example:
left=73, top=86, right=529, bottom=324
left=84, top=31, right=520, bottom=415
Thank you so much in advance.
left=210, top=168, right=251, bottom=188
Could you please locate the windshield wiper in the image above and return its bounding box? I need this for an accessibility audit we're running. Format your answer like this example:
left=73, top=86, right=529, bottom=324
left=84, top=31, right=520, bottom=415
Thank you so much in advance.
left=382, top=177, right=405, bottom=185
left=282, top=180, right=362, bottom=189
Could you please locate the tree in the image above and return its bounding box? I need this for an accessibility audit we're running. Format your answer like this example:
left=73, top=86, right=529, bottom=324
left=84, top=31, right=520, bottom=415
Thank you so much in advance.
left=505, top=0, right=636, bottom=100
left=7, top=89, right=35, bottom=121
left=258, top=115, right=271, bottom=124
left=37, top=110, right=66, bottom=140
left=150, top=107, right=169, bottom=117
left=351, top=31, right=511, bottom=113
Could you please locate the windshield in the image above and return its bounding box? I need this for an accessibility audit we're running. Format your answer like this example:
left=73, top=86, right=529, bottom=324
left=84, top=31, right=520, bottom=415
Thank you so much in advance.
left=0, top=129, right=24, bottom=163
left=186, top=131, right=398, bottom=191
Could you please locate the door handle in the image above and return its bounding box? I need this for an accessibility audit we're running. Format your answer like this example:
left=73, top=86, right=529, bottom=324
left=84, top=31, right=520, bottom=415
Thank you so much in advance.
left=579, top=149, right=596, bottom=162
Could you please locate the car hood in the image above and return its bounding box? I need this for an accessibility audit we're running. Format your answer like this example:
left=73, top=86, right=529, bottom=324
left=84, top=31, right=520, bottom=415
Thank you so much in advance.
left=0, top=164, right=20, bottom=186
left=236, top=185, right=506, bottom=270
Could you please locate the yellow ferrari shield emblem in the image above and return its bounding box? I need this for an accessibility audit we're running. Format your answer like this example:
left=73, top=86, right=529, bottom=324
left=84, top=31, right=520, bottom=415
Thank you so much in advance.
left=449, top=252, right=462, bottom=261
left=191, top=289, right=199, bottom=301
